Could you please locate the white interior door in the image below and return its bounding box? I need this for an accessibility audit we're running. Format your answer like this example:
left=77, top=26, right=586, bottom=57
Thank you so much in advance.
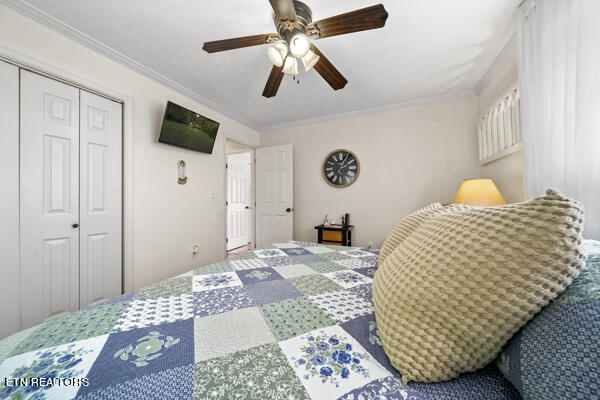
left=227, top=152, right=252, bottom=250
left=79, top=90, right=123, bottom=308
left=0, top=61, right=20, bottom=339
left=20, top=71, right=80, bottom=328
left=255, top=144, right=293, bottom=248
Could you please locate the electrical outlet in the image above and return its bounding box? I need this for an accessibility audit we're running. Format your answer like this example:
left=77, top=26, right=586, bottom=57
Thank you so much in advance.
left=192, top=244, right=200, bottom=258
left=367, top=241, right=374, bottom=249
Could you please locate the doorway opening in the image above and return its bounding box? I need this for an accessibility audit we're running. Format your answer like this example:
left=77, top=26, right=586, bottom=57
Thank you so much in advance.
left=226, top=139, right=254, bottom=258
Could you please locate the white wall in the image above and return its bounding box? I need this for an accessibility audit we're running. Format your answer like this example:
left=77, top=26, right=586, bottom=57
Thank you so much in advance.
left=261, top=96, right=490, bottom=247
left=0, top=61, right=20, bottom=340
left=477, top=51, right=525, bottom=203
left=0, top=4, right=260, bottom=293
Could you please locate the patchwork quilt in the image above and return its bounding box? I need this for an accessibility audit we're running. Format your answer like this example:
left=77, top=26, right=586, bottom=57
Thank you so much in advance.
left=0, top=242, right=519, bottom=400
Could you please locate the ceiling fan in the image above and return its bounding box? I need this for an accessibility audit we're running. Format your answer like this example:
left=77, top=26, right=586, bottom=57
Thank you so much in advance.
left=202, top=0, right=389, bottom=98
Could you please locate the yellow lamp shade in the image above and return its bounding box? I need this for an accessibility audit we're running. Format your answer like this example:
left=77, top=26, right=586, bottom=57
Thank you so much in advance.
left=453, top=179, right=507, bottom=206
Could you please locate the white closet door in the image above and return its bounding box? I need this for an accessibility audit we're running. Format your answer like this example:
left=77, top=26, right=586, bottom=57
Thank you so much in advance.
left=20, top=71, right=80, bottom=328
left=79, top=90, right=123, bottom=308
left=0, top=61, right=20, bottom=339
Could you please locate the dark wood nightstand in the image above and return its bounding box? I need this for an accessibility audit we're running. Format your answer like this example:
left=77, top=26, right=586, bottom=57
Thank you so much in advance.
left=314, top=224, right=354, bottom=246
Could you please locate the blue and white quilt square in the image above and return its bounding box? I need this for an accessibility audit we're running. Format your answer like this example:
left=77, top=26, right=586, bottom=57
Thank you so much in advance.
left=323, top=270, right=373, bottom=289
left=193, top=287, right=254, bottom=318
left=236, top=267, right=284, bottom=285
left=292, top=254, right=326, bottom=264
left=244, top=280, right=303, bottom=306
left=79, top=318, right=194, bottom=396
left=0, top=335, right=108, bottom=400
left=254, top=248, right=288, bottom=258
left=192, top=272, right=242, bottom=292
left=278, top=325, right=390, bottom=399
left=281, top=247, right=312, bottom=256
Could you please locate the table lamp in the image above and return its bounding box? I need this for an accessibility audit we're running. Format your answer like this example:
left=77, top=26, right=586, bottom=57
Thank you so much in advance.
left=453, top=179, right=507, bottom=206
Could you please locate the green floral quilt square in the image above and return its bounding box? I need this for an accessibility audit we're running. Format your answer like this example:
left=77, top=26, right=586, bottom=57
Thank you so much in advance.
left=193, top=262, right=231, bottom=276
left=319, top=252, right=350, bottom=261
left=325, top=244, right=354, bottom=250
left=10, top=301, right=129, bottom=356
left=288, top=274, right=343, bottom=296
left=194, top=343, right=308, bottom=400
left=135, top=276, right=193, bottom=300
left=259, top=298, right=334, bottom=341
left=307, top=261, right=345, bottom=273
left=228, top=251, right=258, bottom=260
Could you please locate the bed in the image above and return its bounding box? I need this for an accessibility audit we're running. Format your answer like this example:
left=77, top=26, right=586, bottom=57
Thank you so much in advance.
left=0, top=242, right=520, bottom=400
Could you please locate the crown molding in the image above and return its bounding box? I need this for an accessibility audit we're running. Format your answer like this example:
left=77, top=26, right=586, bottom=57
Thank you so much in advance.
left=474, top=32, right=517, bottom=94
left=0, top=0, right=261, bottom=131
left=258, top=90, right=477, bottom=132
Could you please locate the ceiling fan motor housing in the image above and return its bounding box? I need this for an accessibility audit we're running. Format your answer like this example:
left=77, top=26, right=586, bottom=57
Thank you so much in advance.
left=276, top=1, right=312, bottom=41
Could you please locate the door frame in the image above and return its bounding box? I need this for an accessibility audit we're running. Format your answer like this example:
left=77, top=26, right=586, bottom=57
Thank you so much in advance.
left=0, top=47, right=134, bottom=294
left=223, top=139, right=256, bottom=258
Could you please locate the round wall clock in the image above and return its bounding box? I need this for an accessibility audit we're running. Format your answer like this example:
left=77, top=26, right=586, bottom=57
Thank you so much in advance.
left=322, top=149, right=360, bottom=188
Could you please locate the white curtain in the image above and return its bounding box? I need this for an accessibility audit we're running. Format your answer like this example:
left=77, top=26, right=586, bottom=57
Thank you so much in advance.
left=517, top=0, right=600, bottom=240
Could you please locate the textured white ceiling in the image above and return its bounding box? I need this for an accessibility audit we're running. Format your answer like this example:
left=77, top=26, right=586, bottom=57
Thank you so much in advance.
left=11, top=0, right=519, bottom=130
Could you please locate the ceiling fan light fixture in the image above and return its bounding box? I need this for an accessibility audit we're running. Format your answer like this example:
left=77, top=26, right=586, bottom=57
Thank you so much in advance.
left=267, top=40, right=288, bottom=67
left=282, top=56, right=299, bottom=75
left=302, top=49, right=320, bottom=71
left=289, top=32, right=311, bottom=58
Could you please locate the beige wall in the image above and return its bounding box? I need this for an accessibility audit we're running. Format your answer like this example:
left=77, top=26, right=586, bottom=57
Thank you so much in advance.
left=0, top=4, right=260, bottom=290
left=262, top=96, right=488, bottom=247
left=260, top=51, right=525, bottom=249
left=477, top=51, right=525, bottom=203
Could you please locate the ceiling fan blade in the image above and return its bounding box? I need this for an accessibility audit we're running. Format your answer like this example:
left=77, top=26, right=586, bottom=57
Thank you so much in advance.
left=203, top=33, right=279, bottom=53
left=262, top=65, right=285, bottom=98
left=311, top=45, right=348, bottom=91
left=306, top=4, right=389, bottom=40
left=269, top=0, right=297, bottom=23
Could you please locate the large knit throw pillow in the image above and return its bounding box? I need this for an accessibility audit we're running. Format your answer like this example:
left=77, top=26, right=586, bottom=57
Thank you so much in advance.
left=379, top=203, right=443, bottom=266
left=373, top=190, right=586, bottom=384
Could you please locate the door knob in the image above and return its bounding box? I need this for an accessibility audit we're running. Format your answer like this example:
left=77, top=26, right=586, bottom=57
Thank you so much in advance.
left=72, top=223, right=79, bottom=228
left=245, top=206, right=251, bottom=209
left=286, top=208, right=292, bottom=213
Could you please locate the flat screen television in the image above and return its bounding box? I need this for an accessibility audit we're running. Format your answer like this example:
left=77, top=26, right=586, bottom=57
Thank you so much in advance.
left=158, top=101, right=220, bottom=154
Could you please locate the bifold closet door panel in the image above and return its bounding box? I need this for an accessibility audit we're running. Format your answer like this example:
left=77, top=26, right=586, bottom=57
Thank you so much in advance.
left=0, top=61, right=20, bottom=339
left=20, top=70, right=80, bottom=329
left=79, top=90, right=123, bottom=308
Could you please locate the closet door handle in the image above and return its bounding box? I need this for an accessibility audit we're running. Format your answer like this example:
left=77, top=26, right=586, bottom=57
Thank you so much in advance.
left=72, top=223, right=79, bottom=228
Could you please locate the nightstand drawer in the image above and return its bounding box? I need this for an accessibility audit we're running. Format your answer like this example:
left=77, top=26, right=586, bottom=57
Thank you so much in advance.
left=322, top=230, right=342, bottom=242
left=314, top=224, right=353, bottom=247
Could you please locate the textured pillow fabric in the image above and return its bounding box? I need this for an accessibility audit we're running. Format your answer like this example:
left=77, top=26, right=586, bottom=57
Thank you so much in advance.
left=379, top=202, right=443, bottom=266
left=373, top=190, right=586, bottom=384
left=496, top=239, right=600, bottom=400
